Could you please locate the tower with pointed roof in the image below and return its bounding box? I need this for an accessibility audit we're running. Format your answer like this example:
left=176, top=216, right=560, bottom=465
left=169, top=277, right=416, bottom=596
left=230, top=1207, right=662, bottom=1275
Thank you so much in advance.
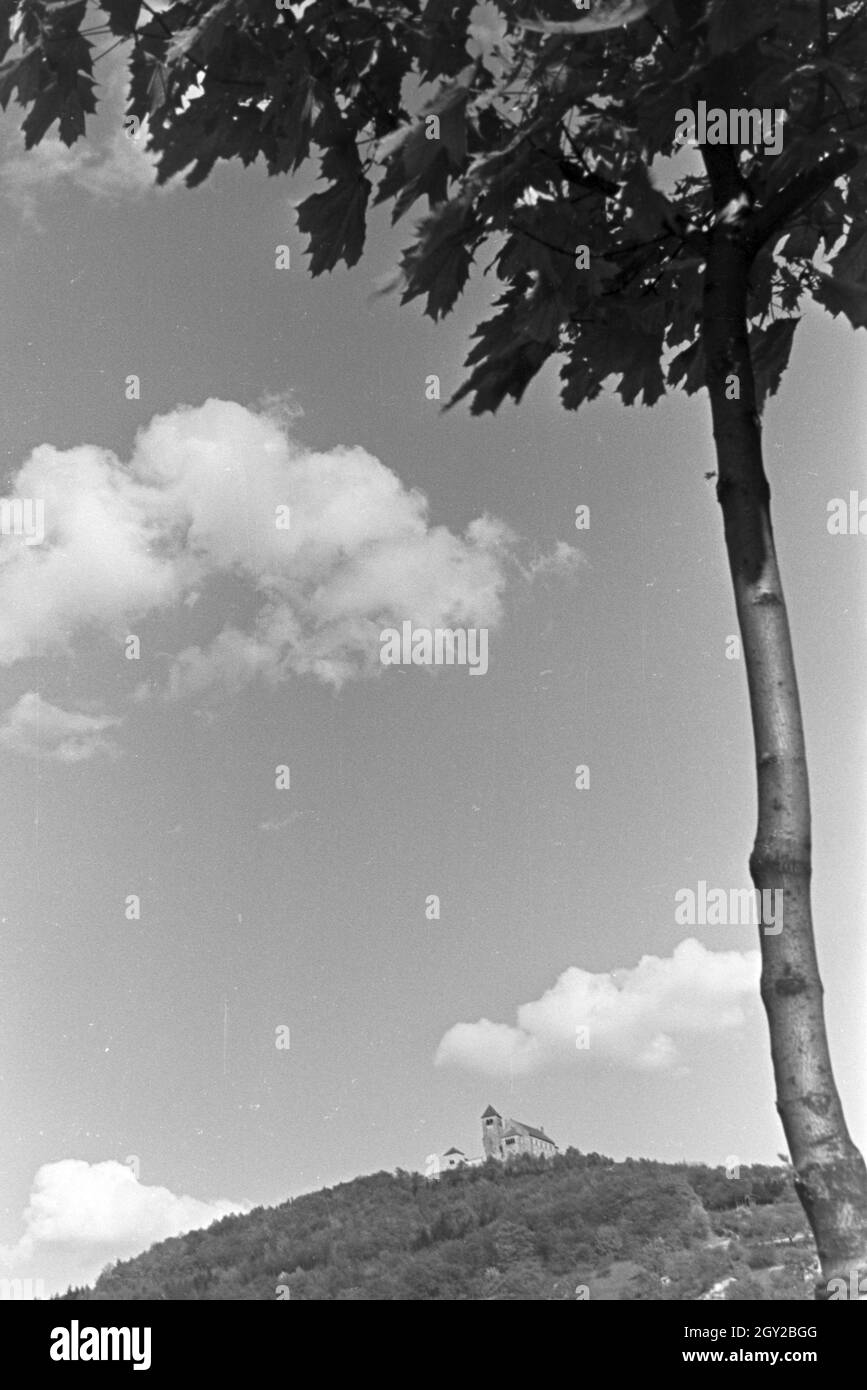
left=482, top=1103, right=506, bottom=1160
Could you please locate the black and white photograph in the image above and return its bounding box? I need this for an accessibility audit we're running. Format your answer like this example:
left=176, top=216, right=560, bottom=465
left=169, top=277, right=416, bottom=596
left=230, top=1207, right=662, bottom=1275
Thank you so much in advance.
left=0, top=0, right=865, bottom=1353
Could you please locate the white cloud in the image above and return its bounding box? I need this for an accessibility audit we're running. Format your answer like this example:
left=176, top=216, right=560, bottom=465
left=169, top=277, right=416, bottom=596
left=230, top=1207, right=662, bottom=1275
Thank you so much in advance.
left=0, top=398, right=567, bottom=692
left=0, top=1159, right=247, bottom=1297
left=0, top=435, right=182, bottom=665
left=0, top=692, right=122, bottom=762
left=435, top=938, right=761, bottom=1076
left=522, top=539, right=587, bottom=580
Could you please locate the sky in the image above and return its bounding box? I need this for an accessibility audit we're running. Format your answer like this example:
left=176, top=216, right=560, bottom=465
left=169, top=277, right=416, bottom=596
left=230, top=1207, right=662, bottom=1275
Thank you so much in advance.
left=0, top=19, right=865, bottom=1298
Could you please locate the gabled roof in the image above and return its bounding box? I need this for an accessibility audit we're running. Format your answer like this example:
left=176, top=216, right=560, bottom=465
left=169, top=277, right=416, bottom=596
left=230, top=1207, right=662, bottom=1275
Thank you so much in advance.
left=443, top=1147, right=465, bottom=1156
left=507, top=1118, right=557, bottom=1146
left=481, top=1104, right=501, bottom=1119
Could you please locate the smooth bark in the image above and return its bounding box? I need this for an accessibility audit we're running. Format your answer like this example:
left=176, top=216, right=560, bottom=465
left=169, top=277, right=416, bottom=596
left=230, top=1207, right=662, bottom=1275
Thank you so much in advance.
left=702, top=213, right=867, bottom=1298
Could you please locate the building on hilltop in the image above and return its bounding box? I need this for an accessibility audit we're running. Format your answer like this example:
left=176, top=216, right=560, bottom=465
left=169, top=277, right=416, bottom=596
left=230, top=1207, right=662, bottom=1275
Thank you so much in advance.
left=426, top=1105, right=558, bottom=1178
left=481, top=1104, right=558, bottom=1161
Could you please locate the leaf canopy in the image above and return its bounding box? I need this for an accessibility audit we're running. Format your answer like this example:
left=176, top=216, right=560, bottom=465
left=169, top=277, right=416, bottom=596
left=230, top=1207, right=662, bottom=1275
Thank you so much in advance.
left=2, top=0, right=866, bottom=413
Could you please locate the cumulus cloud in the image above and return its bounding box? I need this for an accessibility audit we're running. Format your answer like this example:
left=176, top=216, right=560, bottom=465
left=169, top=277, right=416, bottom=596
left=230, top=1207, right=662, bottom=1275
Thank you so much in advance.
left=435, top=938, right=760, bottom=1076
left=0, top=692, right=122, bottom=762
left=0, top=1159, right=247, bottom=1297
left=0, top=397, right=564, bottom=691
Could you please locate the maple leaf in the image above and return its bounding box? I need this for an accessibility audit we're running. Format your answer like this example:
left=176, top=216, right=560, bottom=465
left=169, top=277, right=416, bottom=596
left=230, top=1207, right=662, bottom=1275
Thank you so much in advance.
left=22, top=83, right=67, bottom=146
left=614, top=325, right=666, bottom=407
left=100, top=0, right=140, bottom=38
left=297, top=172, right=373, bottom=275
left=748, top=317, right=799, bottom=411
left=452, top=335, right=554, bottom=414
left=400, top=195, right=481, bottom=319
left=164, top=0, right=236, bottom=69
left=667, top=337, right=706, bottom=396
left=0, top=0, right=21, bottom=63
left=376, top=68, right=474, bottom=221
left=814, top=273, right=867, bottom=331
left=831, top=228, right=867, bottom=285
left=560, top=355, right=605, bottom=409
left=269, top=75, right=316, bottom=174
left=147, top=61, right=167, bottom=116
left=0, top=48, right=42, bottom=110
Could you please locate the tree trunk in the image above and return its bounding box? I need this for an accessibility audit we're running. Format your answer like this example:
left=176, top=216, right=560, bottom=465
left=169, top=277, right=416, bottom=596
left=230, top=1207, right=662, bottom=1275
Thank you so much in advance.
left=702, top=224, right=867, bottom=1298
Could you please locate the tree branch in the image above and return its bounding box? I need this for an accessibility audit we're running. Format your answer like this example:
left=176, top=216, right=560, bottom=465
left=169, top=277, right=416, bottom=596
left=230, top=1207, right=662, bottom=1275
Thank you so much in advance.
left=747, top=142, right=861, bottom=254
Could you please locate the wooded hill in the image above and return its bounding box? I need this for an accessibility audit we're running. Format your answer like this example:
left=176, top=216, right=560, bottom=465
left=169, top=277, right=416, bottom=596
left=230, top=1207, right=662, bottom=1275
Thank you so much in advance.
left=57, top=1148, right=815, bottom=1300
